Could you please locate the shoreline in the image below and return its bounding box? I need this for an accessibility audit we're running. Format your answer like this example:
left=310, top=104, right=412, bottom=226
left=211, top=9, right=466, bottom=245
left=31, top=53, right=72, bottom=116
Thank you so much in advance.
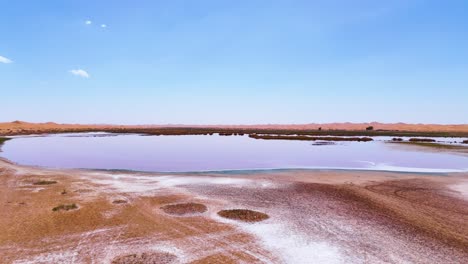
left=2, top=121, right=468, bottom=138
left=1, top=158, right=467, bottom=263
left=1, top=156, right=466, bottom=175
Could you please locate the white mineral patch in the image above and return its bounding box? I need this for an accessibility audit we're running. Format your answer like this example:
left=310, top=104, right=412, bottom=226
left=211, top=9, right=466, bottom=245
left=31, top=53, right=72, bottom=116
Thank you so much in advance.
left=449, top=181, right=468, bottom=200
left=242, top=222, right=344, bottom=264
left=13, top=250, right=78, bottom=264
left=155, top=176, right=251, bottom=187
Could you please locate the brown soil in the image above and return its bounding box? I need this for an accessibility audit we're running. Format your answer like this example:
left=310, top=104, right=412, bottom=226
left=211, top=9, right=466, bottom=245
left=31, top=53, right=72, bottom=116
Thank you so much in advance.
left=361, top=179, right=468, bottom=250
left=0, top=161, right=271, bottom=262
left=0, top=158, right=467, bottom=262
left=161, top=203, right=207, bottom=215
left=111, top=252, right=177, bottom=264
left=217, top=209, right=269, bottom=222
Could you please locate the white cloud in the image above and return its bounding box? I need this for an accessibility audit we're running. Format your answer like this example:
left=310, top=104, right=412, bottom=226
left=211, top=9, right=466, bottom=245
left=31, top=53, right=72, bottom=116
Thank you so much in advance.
left=101, top=24, right=107, bottom=28
left=85, top=20, right=92, bottom=25
left=69, top=69, right=90, bottom=78
left=0, top=55, right=13, bottom=64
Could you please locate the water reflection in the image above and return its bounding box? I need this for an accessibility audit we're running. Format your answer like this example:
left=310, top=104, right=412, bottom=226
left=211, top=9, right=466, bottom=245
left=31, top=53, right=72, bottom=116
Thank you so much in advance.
left=1, top=133, right=467, bottom=172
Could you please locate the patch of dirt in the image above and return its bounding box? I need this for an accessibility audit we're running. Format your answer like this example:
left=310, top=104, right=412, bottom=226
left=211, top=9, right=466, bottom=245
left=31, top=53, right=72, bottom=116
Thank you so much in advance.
left=113, top=199, right=128, bottom=204
left=190, top=253, right=237, bottom=264
left=111, top=252, right=177, bottom=264
left=161, top=202, right=207, bottom=215
left=74, top=188, right=93, bottom=193
left=217, top=209, right=269, bottom=222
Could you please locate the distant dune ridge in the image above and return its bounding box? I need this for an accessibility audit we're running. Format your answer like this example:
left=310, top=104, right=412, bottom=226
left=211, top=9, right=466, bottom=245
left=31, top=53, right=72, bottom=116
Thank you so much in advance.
left=1, top=121, right=468, bottom=135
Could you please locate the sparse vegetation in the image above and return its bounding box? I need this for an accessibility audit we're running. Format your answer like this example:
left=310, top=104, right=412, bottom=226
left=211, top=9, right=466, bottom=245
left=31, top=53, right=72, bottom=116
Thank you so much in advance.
left=3, top=126, right=468, bottom=138
left=112, top=252, right=177, bottom=264
left=0, top=137, right=11, bottom=145
left=161, top=203, right=207, bottom=215
left=366, top=126, right=374, bottom=131
left=409, top=138, right=436, bottom=142
left=389, top=141, right=468, bottom=152
left=312, top=141, right=336, bottom=146
left=52, top=203, right=78, bottom=212
left=249, top=134, right=373, bottom=142
left=217, top=209, right=269, bottom=222
left=392, top=138, right=404, bottom=141
left=33, top=180, right=58, bottom=185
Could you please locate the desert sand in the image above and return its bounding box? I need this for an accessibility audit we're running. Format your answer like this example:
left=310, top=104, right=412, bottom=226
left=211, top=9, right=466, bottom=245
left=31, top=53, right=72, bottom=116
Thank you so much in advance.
left=0, top=157, right=467, bottom=263
left=2, top=121, right=468, bottom=136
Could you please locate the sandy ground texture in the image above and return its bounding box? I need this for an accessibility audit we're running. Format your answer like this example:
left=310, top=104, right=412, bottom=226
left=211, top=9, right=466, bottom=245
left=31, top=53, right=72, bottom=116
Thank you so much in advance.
left=2, top=121, right=468, bottom=136
left=0, top=159, right=467, bottom=263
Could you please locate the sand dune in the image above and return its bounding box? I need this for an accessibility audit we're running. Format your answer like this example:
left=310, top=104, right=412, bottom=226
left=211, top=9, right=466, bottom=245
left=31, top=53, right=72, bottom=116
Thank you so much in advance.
left=1, top=120, right=468, bottom=137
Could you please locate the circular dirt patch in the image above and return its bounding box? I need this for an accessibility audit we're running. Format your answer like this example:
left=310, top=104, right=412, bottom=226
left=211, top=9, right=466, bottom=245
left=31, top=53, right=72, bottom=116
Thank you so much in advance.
left=112, top=252, right=176, bottom=264
left=160, top=202, right=207, bottom=215
left=217, top=209, right=269, bottom=222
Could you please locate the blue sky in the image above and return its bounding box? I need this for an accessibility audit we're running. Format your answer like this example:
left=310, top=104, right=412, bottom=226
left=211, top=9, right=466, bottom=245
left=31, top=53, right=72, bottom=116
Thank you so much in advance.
left=1, top=0, right=467, bottom=124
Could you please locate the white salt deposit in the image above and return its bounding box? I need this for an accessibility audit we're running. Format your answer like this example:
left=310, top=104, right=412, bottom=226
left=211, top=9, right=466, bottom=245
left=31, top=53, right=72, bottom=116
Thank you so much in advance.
left=241, top=222, right=344, bottom=264
left=155, top=176, right=251, bottom=187
left=88, top=172, right=275, bottom=194
left=449, top=181, right=468, bottom=200
left=13, top=250, right=78, bottom=264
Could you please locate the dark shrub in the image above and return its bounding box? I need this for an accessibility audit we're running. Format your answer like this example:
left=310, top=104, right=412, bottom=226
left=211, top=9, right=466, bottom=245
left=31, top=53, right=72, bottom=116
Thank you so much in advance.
left=52, top=203, right=78, bottom=212
left=249, top=134, right=373, bottom=142
left=409, top=138, right=436, bottom=142
left=33, top=180, right=58, bottom=185
left=218, top=209, right=269, bottom=222
left=0, top=137, right=11, bottom=145
left=161, top=203, right=207, bottom=215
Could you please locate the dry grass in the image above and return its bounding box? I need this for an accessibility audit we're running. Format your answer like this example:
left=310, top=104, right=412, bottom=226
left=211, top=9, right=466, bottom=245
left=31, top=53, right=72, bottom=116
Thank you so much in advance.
left=33, top=180, right=58, bottom=185
left=0, top=137, right=11, bottom=145
left=52, top=203, right=78, bottom=212
left=112, top=199, right=128, bottom=204
left=218, top=209, right=269, bottom=222
left=409, top=138, right=436, bottom=142
left=161, top=203, right=207, bottom=215
left=390, top=141, right=468, bottom=152
left=111, top=252, right=177, bottom=264
left=249, top=134, right=373, bottom=142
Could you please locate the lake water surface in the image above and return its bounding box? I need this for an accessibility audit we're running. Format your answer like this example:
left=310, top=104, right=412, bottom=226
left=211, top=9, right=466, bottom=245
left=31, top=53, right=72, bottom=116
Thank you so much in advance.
left=1, top=133, right=467, bottom=173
